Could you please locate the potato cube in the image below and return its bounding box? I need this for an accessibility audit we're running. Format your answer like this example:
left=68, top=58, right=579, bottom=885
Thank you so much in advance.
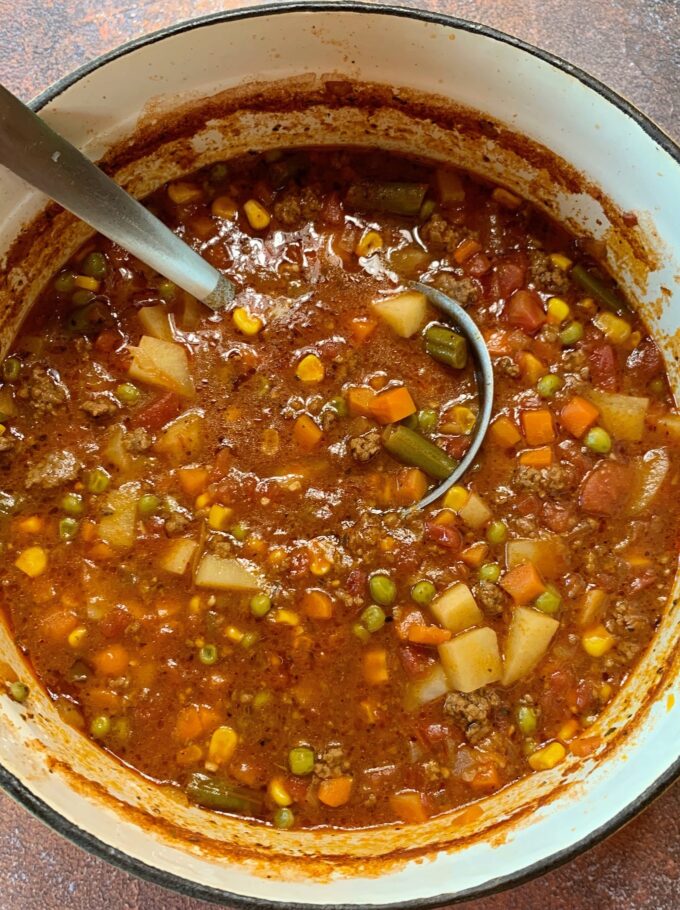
left=430, top=583, right=482, bottom=634
left=438, top=627, right=502, bottom=692
left=371, top=291, right=426, bottom=338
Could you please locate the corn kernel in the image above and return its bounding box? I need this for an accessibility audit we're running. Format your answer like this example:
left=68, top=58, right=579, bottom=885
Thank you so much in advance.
left=211, top=195, right=238, bottom=219
left=444, top=405, right=476, bottom=435
left=309, top=554, right=332, bottom=576
left=628, top=330, right=642, bottom=349
left=18, top=515, right=44, bottom=534
left=599, top=682, right=613, bottom=702
left=546, top=297, right=571, bottom=325
left=67, top=627, right=87, bottom=648
left=593, top=311, right=631, bottom=345
left=268, top=547, right=287, bottom=567
left=274, top=609, right=300, bottom=626
left=355, top=230, right=383, bottom=258
left=244, top=535, right=267, bottom=556
left=379, top=536, right=396, bottom=552
left=578, top=296, right=597, bottom=315
left=74, top=274, right=100, bottom=292
left=0, top=425, right=5, bottom=436
left=268, top=776, right=293, bottom=807
left=582, top=624, right=616, bottom=657
left=189, top=595, right=202, bottom=614
left=207, top=725, right=239, bottom=765
left=195, top=493, right=212, bottom=510
left=224, top=626, right=244, bottom=643
left=295, top=353, right=324, bottom=383
left=168, top=182, right=203, bottom=205
left=549, top=253, right=573, bottom=271
left=208, top=504, right=233, bottom=531
left=443, top=485, right=469, bottom=512
left=557, top=718, right=580, bottom=742
left=243, top=199, right=271, bottom=230
left=232, top=306, right=264, bottom=337
left=528, top=741, right=567, bottom=771
left=15, top=546, right=47, bottom=577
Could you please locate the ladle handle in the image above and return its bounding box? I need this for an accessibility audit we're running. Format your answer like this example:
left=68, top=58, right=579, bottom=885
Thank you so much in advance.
left=0, top=84, right=234, bottom=310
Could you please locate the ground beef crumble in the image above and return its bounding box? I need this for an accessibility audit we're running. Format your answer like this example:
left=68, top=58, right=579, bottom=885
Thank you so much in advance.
left=25, top=450, right=80, bottom=489
left=444, top=688, right=502, bottom=745
left=80, top=396, right=119, bottom=418
left=528, top=250, right=571, bottom=294
left=314, top=745, right=350, bottom=779
left=513, top=463, right=576, bottom=497
left=273, top=186, right=323, bottom=227
left=17, top=366, right=68, bottom=416
left=432, top=272, right=480, bottom=307
left=348, top=428, right=381, bottom=463
left=475, top=581, right=507, bottom=615
left=123, top=427, right=152, bottom=453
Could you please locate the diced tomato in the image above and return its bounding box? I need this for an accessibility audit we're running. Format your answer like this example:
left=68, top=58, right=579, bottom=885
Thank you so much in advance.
left=575, top=678, right=598, bottom=714
left=542, top=501, right=577, bottom=533
left=208, top=448, right=233, bottom=482
left=539, top=666, right=578, bottom=725
left=130, top=392, right=181, bottom=431
left=626, top=339, right=663, bottom=384
left=442, top=436, right=471, bottom=460
left=516, top=494, right=541, bottom=517
left=399, top=645, right=436, bottom=679
left=419, top=722, right=456, bottom=747
left=579, top=461, right=632, bottom=516
left=465, top=253, right=491, bottom=277
left=346, top=569, right=367, bottom=596
left=490, top=256, right=526, bottom=300
left=94, top=328, right=124, bottom=353
left=99, top=607, right=132, bottom=639
left=320, top=192, right=344, bottom=225
left=588, top=343, right=618, bottom=390
left=506, top=289, right=546, bottom=334
left=425, top=523, right=463, bottom=551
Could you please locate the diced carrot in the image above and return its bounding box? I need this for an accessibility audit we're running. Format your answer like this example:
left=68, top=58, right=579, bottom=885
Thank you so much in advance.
left=520, top=409, right=555, bottom=445
left=406, top=624, right=452, bottom=646
left=40, top=607, right=78, bottom=643
left=570, top=735, right=603, bottom=757
left=470, top=763, right=502, bottom=792
left=431, top=508, right=457, bottom=527
left=363, top=649, right=389, bottom=684
left=300, top=589, right=334, bottom=619
left=560, top=395, right=600, bottom=438
left=460, top=541, right=489, bottom=568
left=173, top=704, right=222, bottom=743
left=395, top=467, right=428, bottom=505
left=489, top=415, right=522, bottom=447
left=389, top=790, right=429, bottom=823
left=453, top=238, right=482, bottom=265
left=349, top=316, right=378, bottom=344
left=178, top=466, right=209, bottom=496
left=87, top=688, right=123, bottom=713
left=293, top=415, right=323, bottom=451
left=318, top=775, right=353, bottom=807
left=517, top=351, right=547, bottom=383
left=17, top=515, right=45, bottom=534
left=347, top=386, right=377, bottom=417
left=89, top=542, right=117, bottom=561
left=370, top=386, right=417, bottom=424
left=518, top=446, right=554, bottom=467
left=91, top=643, right=129, bottom=677
left=80, top=520, right=98, bottom=543
left=500, top=562, right=547, bottom=604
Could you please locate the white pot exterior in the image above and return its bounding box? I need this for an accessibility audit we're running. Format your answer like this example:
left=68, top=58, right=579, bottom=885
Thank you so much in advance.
left=0, top=4, right=678, bottom=906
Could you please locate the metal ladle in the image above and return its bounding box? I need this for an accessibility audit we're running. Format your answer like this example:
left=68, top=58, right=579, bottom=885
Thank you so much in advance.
left=0, top=84, right=493, bottom=509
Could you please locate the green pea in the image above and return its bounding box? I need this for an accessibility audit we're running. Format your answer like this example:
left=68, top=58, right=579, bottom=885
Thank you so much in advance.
left=361, top=604, right=386, bottom=633
left=240, top=631, right=259, bottom=650
left=329, top=395, right=348, bottom=418
left=61, top=492, right=84, bottom=515
left=81, top=251, right=107, bottom=279
left=369, top=573, right=396, bottom=606
left=517, top=704, right=538, bottom=736
left=479, top=563, right=501, bottom=583
left=87, top=467, right=111, bottom=494
left=8, top=681, right=28, bottom=703
left=417, top=408, right=438, bottom=433
left=54, top=270, right=76, bottom=294
left=231, top=522, right=248, bottom=542
left=138, top=493, right=161, bottom=518
left=59, top=517, right=79, bottom=541
left=288, top=746, right=315, bottom=776
left=559, top=320, right=584, bottom=346
left=2, top=357, right=21, bottom=382
left=199, top=644, right=219, bottom=665
left=274, top=807, right=295, bottom=829
left=252, top=690, right=271, bottom=709
left=486, top=520, right=507, bottom=545
left=158, top=279, right=177, bottom=301
left=411, top=580, right=436, bottom=605
left=250, top=593, right=272, bottom=618
left=352, top=622, right=370, bottom=644
left=115, top=382, right=140, bottom=406
left=537, top=374, right=563, bottom=399
left=584, top=426, right=612, bottom=454
left=71, top=288, right=96, bottom=308
left=209, top=163, right=229, bottom=183
left=534, top=584, right=562, bottom=615
left=90, top=715, right=111, bottom=738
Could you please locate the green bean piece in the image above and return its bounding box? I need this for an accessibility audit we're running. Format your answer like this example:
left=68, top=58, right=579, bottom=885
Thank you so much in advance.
left=559, top=320, right=584, bottom=346
left=250, top=593, right=272, bottom=618
left=572, top=264, right=627, bottom=313
left=185, top=772, right=263, bottom=814
left=81, top=251, right=107, bottom=279
left=368, top=574, right=396, bottom=607
left=479, top=563, right=501, bottom=583
left=61, top=492, right=84, bottom=515
left=8, top=681, right=28, bottom=703
left=59, top=517, right=79, bottom=541
left=90, top=715, right=111, bottom=738
left=54, top=270, right=76, bottom=294
left=361, top=604, right=386, bottom=632
left=345, top=181, right=428, bottom=216
left=87, top=467, right=111, bottom=494
left=517, top=705, right=538, bottom=736
left=115, top=382, right=140, bottom=406
left=382, top=424, right=457, bottom=481
left=199, top=644, right=219, bottom=665
left=67, top=660, right=90, bottom=684
left=252, top=690, right=271, bottom=709
left=400, top=413, right=419, bottom=430
left=424, top=325, right=468, bottom=369
left=2, top=357, right=21, bottom=382
left=534, top=584, right=562, bottom=615
left=417, top=408, right=438, bottom=433
left=274, top=807, right=295, bottom=829
left=138, top=493, right=161, bottom=518
left=411, top=580, right=436, bottom=605
left=288, top=746, right=315, bottom=776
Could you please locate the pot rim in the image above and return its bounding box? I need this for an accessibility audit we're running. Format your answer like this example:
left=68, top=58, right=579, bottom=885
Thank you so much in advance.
left=2, top=2, right=679, bottom=906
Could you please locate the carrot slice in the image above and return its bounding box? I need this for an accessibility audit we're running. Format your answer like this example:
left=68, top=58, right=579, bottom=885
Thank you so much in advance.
left=349, top=316, right=378, bottom=344
left=178, top=466, right=209, bottom=496
left=347, top=386, right=377, bottom=417
left=406, top=624, right=452, bottom=646
left=520, top=408, right=555, bottom=445
left=318, top=776, right=353, bottom=807
left=489, top=415, right=522, bottom=447
left=389, top=790, right=429, bottom=823
left=370, top=386, right=417, bottom=424
left=293, top=415, right=323, bottom=451
left=560, top=395, right=600, bottom=438
left=518, top=446, right=553, bottom=467
left=395, top=467, right=428, bottom=505
left=460, top=541, right=489, bottom=568
left=453, top=238, right=482, bottom=265
left=500, top=562, right=546, bottom=603
left=363, top=649, right=389, bottom=684
left=300, top=589, right=334, bottom=619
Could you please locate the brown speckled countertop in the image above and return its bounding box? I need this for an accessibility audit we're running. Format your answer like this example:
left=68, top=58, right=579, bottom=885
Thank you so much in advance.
left=0, top=1, right=678, bottom=907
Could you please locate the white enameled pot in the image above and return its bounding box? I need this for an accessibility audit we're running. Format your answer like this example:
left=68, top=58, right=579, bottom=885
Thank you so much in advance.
left=0, top=4, right=678, bottom=906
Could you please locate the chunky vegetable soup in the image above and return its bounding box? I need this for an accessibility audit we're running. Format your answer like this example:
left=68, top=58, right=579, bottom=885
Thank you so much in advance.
left=2, top=149, right=679, bottom=830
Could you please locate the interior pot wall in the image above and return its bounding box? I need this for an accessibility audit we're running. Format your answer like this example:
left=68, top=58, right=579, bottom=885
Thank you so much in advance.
left=0, top=8, right=678, bottom=906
